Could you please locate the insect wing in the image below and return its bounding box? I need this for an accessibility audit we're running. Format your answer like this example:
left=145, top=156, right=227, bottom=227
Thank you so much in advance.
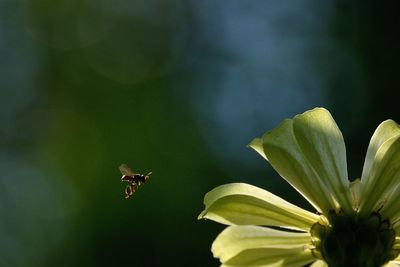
left=119, top=164, right=136, bottom=176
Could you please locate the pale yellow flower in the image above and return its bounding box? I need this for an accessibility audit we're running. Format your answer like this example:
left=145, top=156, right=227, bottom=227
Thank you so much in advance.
left=199, top=108, right=400, bottom=267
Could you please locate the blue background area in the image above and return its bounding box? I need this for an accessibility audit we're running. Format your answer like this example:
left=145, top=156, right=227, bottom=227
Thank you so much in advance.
left=0, top=1, right=399, bottom=266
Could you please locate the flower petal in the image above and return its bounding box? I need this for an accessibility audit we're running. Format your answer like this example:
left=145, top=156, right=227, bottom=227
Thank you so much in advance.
left=198, top=183, right=319, bottom=231
left=380, top=183, right=400, bottom=223
left=361, top=120, right=400, bottom=186
left=391, top=237, right=400, bottom=258
left=384, top=261, right=400, bottom=267
left=262, top=117, right=336, bottom=214
left=213, top=225, right=315, bottom=267
left=358, top=130, right=400, bottom=216
left=359, top=120, right=400, bottom=216
left=248, top=138, right=268, bottom=161
left=310, top=260, right=328, bottom=267
left=389, top=261, right=400, bottom=265
left=292, top=108, right=352, bottom=214
left=349, top=178, right=362, bottom=210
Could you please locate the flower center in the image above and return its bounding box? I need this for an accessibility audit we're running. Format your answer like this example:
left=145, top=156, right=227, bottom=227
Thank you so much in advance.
left=311, top=211, right=398, bottom=267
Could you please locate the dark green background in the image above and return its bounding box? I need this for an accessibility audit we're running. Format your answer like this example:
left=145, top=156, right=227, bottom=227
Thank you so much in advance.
left=1, top=1, right=399, bottom=266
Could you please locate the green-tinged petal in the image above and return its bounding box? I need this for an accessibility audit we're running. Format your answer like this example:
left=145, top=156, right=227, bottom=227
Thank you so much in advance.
left=359, top=120, right=400, bottom=216
left=380, top=183, right=400, bottom=222
left=292, top=108, right=353, bottom=214
left=310, top=260, right=328, bottom=267
left=384, top=261, right=400, bottom=267
left=213, top=225, right=315, bottom=267
left=361, top=120, right=400, bottom=185
left=349, top=179, right=362, bottom=210
left=394, top=258, right=400, bottom=263
left=392, top=251, right=400, bottom=263
left=248, top=138, right=268, bottom=161
left=199, top=183, right=319, bottom=231
left=393, top=237, right=400, bottom=252
left=262, top=118, right=336, bottom=214
left=358, top=133, right=400, bottom=216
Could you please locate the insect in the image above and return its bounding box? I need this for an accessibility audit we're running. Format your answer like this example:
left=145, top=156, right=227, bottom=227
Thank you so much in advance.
left=119, top=164, right=152, bottom=199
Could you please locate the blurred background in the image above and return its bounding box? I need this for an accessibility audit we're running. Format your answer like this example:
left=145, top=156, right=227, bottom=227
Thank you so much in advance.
left=1, top=0, right=400, bottom=266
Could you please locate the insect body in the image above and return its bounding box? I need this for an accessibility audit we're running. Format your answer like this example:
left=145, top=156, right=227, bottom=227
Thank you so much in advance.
left=119, top=164, right=152, bottom=199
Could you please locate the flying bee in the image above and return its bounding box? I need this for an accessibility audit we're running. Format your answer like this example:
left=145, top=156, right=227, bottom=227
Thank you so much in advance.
left=119, top=164, right=152, bottom=199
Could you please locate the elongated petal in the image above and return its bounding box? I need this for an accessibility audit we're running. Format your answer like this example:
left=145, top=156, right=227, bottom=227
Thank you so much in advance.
left=361, top=120, right=400, bottom=217
left=380, top=184, right=400, bottom=222
left=349, top=179, right=362, bottom=210
left=393, top=236, right=400, bottom=250
left=310, top=260, right=328, bottom=267
left=384, top=262, right=400, bottom=267
left=361, top=120, right=400, bottom=184
left=199, top=183, right=319, bottom=231
left=292, top=108, right=352, bottom=214
left=213, top=225, right=314, bottom=267
left=248, top=138, right=268, bottom=161
left=391, top=248, right=400, bottom=263
left=358, top=133, right=400, bottom=216
left=262, top=118, right=336, bottom=214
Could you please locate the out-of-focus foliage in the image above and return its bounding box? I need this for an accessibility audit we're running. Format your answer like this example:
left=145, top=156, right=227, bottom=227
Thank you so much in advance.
left=0, top=0, right=399, bottom=266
